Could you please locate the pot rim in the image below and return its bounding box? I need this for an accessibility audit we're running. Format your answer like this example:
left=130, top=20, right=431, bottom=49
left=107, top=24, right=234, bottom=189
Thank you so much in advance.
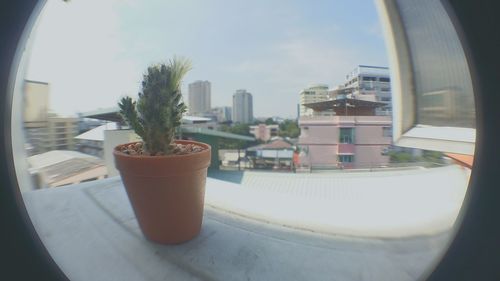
left=113, top=140, right=211, bottom=159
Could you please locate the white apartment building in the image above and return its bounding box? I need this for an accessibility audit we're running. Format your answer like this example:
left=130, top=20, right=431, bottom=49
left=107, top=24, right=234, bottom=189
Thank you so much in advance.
left=299, top=84, right=332, bottom=117
left=188, top=80, right=211, bottom=115
left=23, top=80, right=79, bottom=155
left=25, top=116, right=79, bottom=155
left=340, top=65, right=392, bottom=115
left=211, top=106, right=232, bottom=123
left=232, top=89, right=253, bottom=124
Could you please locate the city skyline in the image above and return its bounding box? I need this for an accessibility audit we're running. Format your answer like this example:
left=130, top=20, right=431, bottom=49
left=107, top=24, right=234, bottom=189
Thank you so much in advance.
left=25, top=0, right=389, bottom=118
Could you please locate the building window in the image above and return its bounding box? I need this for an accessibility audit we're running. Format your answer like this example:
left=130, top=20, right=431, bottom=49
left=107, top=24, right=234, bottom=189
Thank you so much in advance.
left=339, top=128, right=355, bottom=144
left=338, top=155, right=354, bottom=163
left=383, top=127, right=392, bottom=137
left=361, top=83, right=376, bottom=90
left=379, top=77, right=390, bottom=82
left=362, top=76, right=377, bottom=81
left=381, top=97, right=391, bottom=102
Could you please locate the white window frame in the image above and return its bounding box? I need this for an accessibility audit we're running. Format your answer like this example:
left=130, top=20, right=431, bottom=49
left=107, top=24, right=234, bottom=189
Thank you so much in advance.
left=376, top=0, right=476, bottom=155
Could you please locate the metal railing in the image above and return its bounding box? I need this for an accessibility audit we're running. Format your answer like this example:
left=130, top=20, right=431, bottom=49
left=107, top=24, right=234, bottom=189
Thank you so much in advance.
left=219, top=148, right=448, bottom=173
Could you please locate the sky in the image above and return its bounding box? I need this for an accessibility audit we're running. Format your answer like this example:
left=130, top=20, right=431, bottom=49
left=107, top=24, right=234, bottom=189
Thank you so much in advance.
left=25, top=0, right=389, bottom=118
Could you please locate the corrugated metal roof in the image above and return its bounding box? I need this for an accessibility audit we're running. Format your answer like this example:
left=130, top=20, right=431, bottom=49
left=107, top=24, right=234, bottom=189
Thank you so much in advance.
left=41, top=158, right=104, bottom=184
left=27, top=150, right=106, bottom=186
left=28, top=150, right=100, bottom=170
left=238, top=165, right=467, bottom=201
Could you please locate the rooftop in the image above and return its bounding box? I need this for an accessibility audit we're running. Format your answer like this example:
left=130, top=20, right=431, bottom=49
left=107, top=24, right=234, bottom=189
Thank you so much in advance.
left=81, top=107, right=213, bottom=124
left=182, top=127, right=255, bottom=141
left=28, top=150, right=101, bottom=170
left=81, top=107, right=122, bottom=122
left=247, top=139, right=293, bottom=151
left=24, top=79, right=49, bottom=85
left=346, top=65, right=390, bottom=80
left=78, top=109, right=255, bottom=142
left=38, top=158, right=104, bottom=184
left=358, top=65, right=389, bottom=70
left=75, top=122, right=118, bottom=141
left=304, top=98, right=387, bottom=116
left=27, top=150, right=106, bottom=187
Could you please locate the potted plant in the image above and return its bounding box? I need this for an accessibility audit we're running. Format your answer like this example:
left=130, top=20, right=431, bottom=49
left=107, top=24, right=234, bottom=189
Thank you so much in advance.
left=113, top=57, right=211, bottom=244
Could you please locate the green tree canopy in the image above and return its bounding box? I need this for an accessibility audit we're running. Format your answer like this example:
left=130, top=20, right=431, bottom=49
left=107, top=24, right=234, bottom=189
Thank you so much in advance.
left=279, top=119, right=300, bottom=138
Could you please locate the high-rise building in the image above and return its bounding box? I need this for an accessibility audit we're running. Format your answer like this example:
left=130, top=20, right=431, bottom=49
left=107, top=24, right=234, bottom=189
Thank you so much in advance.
left=299, top=84, right=331, bottom=117
left=188, top=80, right=211, bottom=116
left=340, top=65, right=392, bottom=115
left=24, top=80, right=49, bottom=128
left=232, top=89, right=253, bottom=124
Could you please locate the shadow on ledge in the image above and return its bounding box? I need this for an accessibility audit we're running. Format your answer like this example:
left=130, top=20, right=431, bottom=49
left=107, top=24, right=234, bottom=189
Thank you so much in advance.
left=208, top=169, right=245, bottom=184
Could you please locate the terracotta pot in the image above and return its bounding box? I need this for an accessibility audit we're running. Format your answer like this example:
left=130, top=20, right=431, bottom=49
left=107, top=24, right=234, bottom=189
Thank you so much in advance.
left=113, top=140, right=211, bottom=244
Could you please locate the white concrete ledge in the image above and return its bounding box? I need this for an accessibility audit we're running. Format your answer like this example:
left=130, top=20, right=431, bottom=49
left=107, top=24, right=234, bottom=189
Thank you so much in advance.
left=22, top=176, right=454, bottom=281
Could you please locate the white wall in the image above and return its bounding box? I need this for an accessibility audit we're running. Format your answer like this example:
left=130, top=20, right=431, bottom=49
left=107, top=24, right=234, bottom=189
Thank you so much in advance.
left=104, top=130, right=141, bottom=177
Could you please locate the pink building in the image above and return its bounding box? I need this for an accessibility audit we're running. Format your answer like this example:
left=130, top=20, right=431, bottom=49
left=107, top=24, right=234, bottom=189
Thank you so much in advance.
left=249, top=124, right=279, bottom=142
left=298, top=98, right=392, bottom=169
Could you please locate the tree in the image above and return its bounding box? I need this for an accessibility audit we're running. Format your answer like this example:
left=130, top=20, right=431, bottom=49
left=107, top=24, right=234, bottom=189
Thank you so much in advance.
left=227, top=123, right=252, bottom=136
left=388, top=151, right=413, bottom=163
left=265, top=118, right=277, bottom=125
left=279, top=119, right=300, bottom=138
left=422, top=150, right=445, bottom=164
left=388, top=149, right=444, bottom=165
left=219, top=123, right=255, bottom=149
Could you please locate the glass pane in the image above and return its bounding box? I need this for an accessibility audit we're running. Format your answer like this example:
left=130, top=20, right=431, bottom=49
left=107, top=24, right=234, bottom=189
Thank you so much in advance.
left=396, top=0, right=475, bottom=128
left=339, top=128, right=354, bottom=144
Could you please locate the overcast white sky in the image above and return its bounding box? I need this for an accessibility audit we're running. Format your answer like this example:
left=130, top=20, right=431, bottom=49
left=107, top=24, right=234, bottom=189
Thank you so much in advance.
left=25, top=0, right=389, bottom=118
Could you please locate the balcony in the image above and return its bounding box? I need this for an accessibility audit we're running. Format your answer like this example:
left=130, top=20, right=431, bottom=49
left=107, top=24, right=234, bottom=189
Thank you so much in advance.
left=22, top=165, right=469, bottom=280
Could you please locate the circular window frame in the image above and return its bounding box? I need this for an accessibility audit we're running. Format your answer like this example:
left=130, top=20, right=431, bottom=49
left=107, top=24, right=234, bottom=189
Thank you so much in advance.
left=1, top=1, right=499, bottom=280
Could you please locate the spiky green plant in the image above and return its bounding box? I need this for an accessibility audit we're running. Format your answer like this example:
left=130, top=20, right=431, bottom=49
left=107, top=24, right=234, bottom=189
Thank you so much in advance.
left=118, top=57, right=191, bottom=155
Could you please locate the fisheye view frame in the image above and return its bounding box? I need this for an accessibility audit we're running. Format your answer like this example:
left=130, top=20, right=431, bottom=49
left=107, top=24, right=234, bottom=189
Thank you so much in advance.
left=4, top=0, right=481, bottom=280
